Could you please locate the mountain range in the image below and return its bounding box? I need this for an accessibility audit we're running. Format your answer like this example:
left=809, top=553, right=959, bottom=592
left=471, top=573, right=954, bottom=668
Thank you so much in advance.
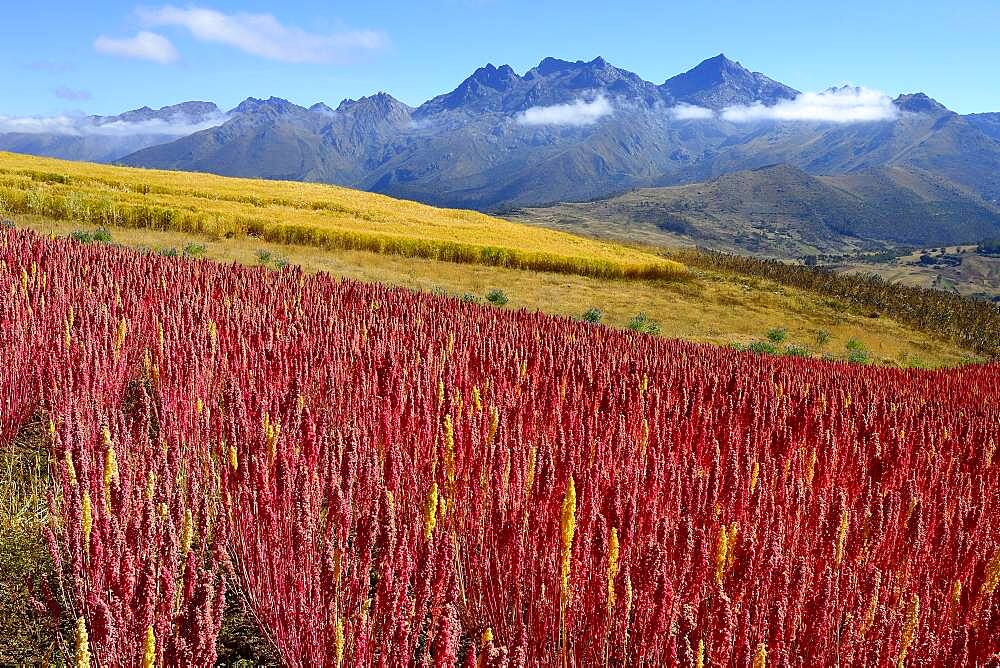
left=3, top=54, right=1000, bottom=250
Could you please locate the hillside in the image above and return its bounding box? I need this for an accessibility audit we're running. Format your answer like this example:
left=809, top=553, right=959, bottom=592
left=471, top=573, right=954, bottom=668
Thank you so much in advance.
left=0, top=152, right=979, bottom=368
left=510, top=164, right=1000, bottom=257
left=0, top=151, right=681, bottom=280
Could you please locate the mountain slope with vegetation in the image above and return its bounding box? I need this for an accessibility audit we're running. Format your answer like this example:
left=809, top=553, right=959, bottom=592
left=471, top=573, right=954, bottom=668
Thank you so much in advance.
left=511, top=164, right=1000, bottom=256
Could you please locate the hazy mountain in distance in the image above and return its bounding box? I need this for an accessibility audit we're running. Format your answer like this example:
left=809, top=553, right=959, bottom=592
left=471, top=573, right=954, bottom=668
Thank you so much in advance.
left=0, top=102, right=224, bottom=163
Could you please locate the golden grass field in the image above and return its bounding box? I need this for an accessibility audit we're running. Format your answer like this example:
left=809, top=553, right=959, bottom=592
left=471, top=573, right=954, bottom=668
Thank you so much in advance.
left=0, top=152, right=682, bottom=280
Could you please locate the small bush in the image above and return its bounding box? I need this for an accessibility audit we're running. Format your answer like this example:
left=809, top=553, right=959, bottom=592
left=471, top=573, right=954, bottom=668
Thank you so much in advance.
left=486, top=289, right=509, bottom=306
left=766, top=327, right=788, bottom=344
left=272, top=256, right=289, bottom=270
left=784, top=344, right=812, bottom=358
left=460, top=293, right=481, bottom=305
left=582, top=308, right=603, bottom=324
left=814, top=329, right=831, bottom=347
left=746, top=341, right=779, bottom=355
left=92, top=227, right=113, bottom=243
left=256, top=249, right=274, bottom=265
left=158, top=247, right=179, bottom=257
left=183, top=243, right=207, bottom=258
left=845, top=338, right=865, bottom=352
left=847, top=348, right=870, bottom=364
left=70, top=229, right=93, bottom=243
left=0, top=218, right=14, bottom=229
left=626, top=313, right=661, bottom=336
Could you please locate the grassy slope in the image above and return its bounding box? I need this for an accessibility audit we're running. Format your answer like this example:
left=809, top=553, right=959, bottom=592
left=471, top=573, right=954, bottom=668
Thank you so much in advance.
left=0, top=152, right=682, bottom=280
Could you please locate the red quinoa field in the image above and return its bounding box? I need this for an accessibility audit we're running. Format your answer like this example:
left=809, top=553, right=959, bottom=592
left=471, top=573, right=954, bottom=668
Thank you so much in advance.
left=2, top=228, right=999, bottom=665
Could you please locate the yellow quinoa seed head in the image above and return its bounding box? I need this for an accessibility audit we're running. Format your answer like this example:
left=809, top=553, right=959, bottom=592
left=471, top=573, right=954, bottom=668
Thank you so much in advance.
left=335, top=618, right=345, bottom=668
left=75, top=617, right=91, bottom=668
left=424, top=483, right=439, bottom=540
left=181, top=508, right=194, bottom=556
left=835, top=509, right=850, bottom=566
left=714, top=527, right=729, bottom=585
left=82, top=492, right=93, bottom=545
left=65, top=450, right=77, bottom=487
left=607, top=527, right=620, bottom=611
left=560, top=476, right=577, bottom=599
left=141, top=625, right=156, bottom=668
left=753, top=643, right=767, bottom=668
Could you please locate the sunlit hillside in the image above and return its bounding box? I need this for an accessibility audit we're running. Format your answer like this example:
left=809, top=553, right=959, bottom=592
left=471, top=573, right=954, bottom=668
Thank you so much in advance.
left=0, top=152, right=683, bottom=280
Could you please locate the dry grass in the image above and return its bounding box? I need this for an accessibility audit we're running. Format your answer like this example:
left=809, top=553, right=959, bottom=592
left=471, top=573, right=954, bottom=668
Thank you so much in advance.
left=13, top=215, right=972, bottom=368
left=0, top=152, right=683, bottom=280
left=0, top=421, right=55, bottom=664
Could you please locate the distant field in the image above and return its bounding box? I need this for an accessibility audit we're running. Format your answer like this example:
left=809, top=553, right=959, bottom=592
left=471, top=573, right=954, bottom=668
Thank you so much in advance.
left=0, top=152, right=683, bottom=280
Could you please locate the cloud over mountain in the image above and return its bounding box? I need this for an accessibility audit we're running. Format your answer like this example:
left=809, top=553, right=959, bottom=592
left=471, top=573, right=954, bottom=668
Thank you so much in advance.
left=720, top=86, right=899, bottom=123
left=517, top=96, right=613, bottom=126
left=0, top=112, right=228, bottom=137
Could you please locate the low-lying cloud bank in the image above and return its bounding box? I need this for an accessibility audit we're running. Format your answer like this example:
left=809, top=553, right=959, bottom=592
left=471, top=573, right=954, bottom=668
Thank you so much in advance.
left=721, top=86, right=898, bottom=123
left=517, top=96, right=613, bottom=127
left=0, top=113, right=229, bottom=137
left=664, top=86, right=898, bottom=124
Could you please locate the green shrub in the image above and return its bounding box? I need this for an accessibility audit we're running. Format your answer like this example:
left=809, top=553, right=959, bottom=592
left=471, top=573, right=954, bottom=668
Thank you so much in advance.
left=845, top=338, right=865, bottom=352
left=766, top=327, right=788, bottom=343
left=746, top=340, right=779, bottom=355
left=92, top=227, right=112, bottom=243
left=626, top=313, right=661, bottom=336
left=847, top=348, right=870, bottom=364
left=183, top=243, right=207, bottom=258
left=582, top=308, right=603, bottom=324
left=460, top=293, right=481, bottom=305
left=70, top=229, right=93, bottom=243
left=0, top=218, right=14, bottom=229
left=157, top=247, right=180, bottom=257
left=486, top=289, right=509, bottom=306
left=784, top=344, right=812, bottom=358
left=814, top=329, right=831, bottom=347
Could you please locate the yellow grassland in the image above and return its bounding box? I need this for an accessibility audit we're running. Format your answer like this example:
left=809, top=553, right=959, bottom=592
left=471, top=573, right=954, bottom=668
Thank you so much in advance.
left=0, top=152, right=684, bottom=280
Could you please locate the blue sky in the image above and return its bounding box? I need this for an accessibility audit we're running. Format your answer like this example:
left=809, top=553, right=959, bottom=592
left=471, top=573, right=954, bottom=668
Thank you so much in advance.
left=2, top=0, right=998, bottom=117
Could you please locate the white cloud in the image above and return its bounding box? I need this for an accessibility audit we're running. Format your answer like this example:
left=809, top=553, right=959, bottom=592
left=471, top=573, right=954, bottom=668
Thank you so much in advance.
left=137, top=6, right=387, bottom=64
left=517, top=96, right=613, bottom=127
left=94, top=31, right=180, bottom=64
left=720, top=86, right=898, bottom=123
left=0, top=112, right=229, bottom=137
left=669, top=103, right=714, bottom=120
